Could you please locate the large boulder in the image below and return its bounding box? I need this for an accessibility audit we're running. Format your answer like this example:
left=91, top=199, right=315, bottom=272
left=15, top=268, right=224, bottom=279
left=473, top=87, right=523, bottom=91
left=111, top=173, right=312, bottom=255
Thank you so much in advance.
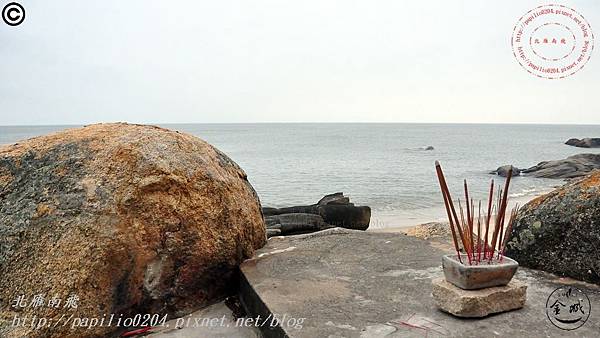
left=0, top=123, right=266, bottom=338
left=565, top=138, right=600, bottom=148
left=505, top=171, right=600, bottom=284
left=520, top=154, right=600, bottom=179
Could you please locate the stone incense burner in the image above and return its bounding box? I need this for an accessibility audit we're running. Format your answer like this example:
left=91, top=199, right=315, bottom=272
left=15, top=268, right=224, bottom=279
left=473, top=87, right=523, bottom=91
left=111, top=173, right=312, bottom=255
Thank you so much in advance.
left=442, top=254, right=519, bottom=290
left=434, top=161, right=521, bottom=290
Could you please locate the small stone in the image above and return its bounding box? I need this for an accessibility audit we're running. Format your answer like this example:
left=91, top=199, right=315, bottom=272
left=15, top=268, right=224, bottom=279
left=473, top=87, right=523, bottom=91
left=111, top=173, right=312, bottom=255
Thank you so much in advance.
left=431, top=277, right=526, bottom=317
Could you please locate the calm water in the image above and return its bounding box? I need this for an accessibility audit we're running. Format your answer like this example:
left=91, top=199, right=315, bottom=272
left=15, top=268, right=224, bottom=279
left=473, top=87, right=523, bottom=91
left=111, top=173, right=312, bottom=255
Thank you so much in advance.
left=2, top=123, right=599, bottom=227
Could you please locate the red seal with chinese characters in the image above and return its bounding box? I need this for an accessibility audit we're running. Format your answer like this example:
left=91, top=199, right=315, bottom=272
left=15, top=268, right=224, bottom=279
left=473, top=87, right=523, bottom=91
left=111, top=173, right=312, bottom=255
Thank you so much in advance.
left=511, top=4, right=594, bottom=79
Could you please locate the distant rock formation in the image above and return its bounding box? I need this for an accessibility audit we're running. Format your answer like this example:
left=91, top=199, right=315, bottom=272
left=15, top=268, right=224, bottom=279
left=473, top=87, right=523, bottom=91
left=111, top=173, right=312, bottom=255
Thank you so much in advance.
left=491, top=154, right=600, bottom=179
left=505, top=171, right=600, bottom=284
left=565, top=138, right=600, bottom=148
left=263, top=192, right=370, bottom=237
left=521, top=154, right=600, bottom=179
left=0, top=123, right=266, bottom=338
left=424, top=146, right=435, bottom=151
left=490, top=165, right=521, bottom=177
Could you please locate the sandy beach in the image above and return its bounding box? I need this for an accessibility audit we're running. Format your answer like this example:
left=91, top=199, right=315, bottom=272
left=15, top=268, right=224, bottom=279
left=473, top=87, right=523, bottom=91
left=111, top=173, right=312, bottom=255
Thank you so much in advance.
left=368, top=188, right=555, bottom=230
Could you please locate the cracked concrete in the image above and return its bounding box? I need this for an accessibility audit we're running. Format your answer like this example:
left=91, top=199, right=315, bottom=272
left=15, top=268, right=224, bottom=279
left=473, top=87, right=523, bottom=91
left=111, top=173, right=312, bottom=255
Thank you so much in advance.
left=240, top=228, right=600, bottom=337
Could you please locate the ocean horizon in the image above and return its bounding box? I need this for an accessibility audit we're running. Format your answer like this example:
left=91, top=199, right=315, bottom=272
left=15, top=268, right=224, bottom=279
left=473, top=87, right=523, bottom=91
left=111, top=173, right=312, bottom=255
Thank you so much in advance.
left=2, top=123, right=599, bottom=228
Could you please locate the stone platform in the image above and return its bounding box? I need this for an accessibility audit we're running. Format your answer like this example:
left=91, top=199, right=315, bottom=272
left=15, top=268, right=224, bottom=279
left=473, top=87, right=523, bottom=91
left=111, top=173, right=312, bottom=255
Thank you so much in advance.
left=431, top=278, right=526, bottom=317
left=239, top=228, right=600, bottom=337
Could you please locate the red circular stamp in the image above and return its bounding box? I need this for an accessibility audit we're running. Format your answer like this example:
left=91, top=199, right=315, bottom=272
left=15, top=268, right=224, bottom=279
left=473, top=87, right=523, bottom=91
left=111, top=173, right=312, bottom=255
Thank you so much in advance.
left=511, top=4, right=594, bottom=79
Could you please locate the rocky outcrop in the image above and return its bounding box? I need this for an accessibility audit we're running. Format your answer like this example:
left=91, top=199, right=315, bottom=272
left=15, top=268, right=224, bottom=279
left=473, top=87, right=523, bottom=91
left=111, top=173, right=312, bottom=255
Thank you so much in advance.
left=317, top=192, right=351, bottom=206
left=492, top=154, right=600, bottom=179
left=0, top=123, right=266, bottom=338
left=505, top=171, right=600, bottom=284
left=490, top=165, right=521, bottom=177
left=520, top=154, right=600, bottom=179
left=263, top=192, right=370, bottom=236
left=565, top=138, right=600, bottom=148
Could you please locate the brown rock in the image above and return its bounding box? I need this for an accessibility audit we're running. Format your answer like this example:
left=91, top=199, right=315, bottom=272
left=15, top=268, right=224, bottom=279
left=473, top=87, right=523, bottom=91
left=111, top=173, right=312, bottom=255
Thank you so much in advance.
left=0, top=123, right=266, bottom=338
left=505, top=171, right=600, bottom=284
left=431, top=277, right=526, bottom=317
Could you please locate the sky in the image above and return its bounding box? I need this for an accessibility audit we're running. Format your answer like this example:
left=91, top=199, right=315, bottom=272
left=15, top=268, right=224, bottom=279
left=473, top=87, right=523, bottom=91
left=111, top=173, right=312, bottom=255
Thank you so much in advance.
left=0, top=0, right=599, bottom=125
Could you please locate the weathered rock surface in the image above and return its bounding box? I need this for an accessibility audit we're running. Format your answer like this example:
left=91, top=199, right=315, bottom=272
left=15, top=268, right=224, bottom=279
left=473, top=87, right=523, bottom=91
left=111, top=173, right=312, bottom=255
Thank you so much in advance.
left=520, top=154, right=600, bottom=179
left=267, top=213, right=326, bottom=227
left=490, top=165, right=521, bottom=177
left=505, top=171, right=600, bottom=284
left=263, top=192, right=370, bottom=236
left=565, top=138, right=600, bottom=148
left=240, top=229, right=600, bottom=337
left=317, top=192, right=351, bottom=206
left=431, top=277, right=527, bottom=318
left=0, top=123, right=266, bottom=338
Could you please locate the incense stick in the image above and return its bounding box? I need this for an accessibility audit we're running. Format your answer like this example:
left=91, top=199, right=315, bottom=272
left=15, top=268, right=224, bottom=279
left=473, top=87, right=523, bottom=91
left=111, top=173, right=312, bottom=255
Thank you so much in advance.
left=477, top=201, right=482, bottom=263
left=484, top=180, right=494, bottom=259
left=435, top=161, right=471, bottom=264
left=435, top=161, right=463, bottom=263
left=435, top=162, right=514, bottom=265
left=489, top=168, right=513, bottom=262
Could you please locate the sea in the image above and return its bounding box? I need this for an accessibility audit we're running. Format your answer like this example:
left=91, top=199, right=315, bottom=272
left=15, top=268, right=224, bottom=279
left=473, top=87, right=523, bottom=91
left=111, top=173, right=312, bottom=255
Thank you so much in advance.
left=2, top=123, right=599, bottom=228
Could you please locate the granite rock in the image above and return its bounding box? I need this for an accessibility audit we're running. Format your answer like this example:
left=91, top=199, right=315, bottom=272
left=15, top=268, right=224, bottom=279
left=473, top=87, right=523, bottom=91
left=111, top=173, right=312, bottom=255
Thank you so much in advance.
left=565, top=138, right=600, bottom=148
left=491, top=165, right=521, bottom=177
left=432, top=277, right=526, bottom=317
left=0, top=123, right=266, bottom=338
left=521, top=154, right=600, bottom=179
left=505, top=171, right=600, bottom=284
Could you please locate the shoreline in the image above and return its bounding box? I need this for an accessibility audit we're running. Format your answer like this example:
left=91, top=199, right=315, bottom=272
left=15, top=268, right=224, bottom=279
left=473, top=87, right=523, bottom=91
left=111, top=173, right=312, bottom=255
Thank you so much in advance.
left=368, top=189, right=553, bottom=231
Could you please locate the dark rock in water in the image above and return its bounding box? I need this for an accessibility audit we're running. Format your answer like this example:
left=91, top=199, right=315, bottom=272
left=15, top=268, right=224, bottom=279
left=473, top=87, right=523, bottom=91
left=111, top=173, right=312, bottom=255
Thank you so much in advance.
left=0, top=123, right=266, bottom=338
left=265, top=213, right=326, bottom=227
left=266, top=228, right=282, bottom=237
left=424, top=146, right=435, bottom=151
left=262, top=205, right=318, bottom=216
left=265, top=216, right=279, bottom=226
left=317, top=205, right=371, bottom=231
left=491, top=165, right=521, bottom=177
left=505, top=171, right=600, bottom=284
left=265, top=215, right=329, bottom=235
left=521, top=154, right=600, bottom=179
left=262, top=192, right=370, bottom=236
left=318, top=192, right=351, bottom=205
left=565, top=138, right=600, bottom=148
left=279, top=222, right=324, bottom=234
left=262, top=207, right=281, bottom=216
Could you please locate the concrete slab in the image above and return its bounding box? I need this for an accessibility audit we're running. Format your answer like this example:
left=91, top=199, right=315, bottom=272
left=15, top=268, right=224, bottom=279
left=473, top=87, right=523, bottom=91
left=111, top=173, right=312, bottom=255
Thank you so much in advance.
left=146, top=301, right=261, bottom=338
left=239, top=228, right=600, bottom=337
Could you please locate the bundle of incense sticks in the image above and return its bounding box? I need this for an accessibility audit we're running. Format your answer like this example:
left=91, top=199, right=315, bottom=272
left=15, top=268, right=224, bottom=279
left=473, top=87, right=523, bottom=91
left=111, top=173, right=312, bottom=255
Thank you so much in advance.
left=435, top=161, right=520, bottom=265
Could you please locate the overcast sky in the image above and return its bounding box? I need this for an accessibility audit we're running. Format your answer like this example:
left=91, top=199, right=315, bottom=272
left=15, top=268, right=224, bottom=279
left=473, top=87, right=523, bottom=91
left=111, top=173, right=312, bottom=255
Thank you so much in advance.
left=0, top=0, right=599, bottom=125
